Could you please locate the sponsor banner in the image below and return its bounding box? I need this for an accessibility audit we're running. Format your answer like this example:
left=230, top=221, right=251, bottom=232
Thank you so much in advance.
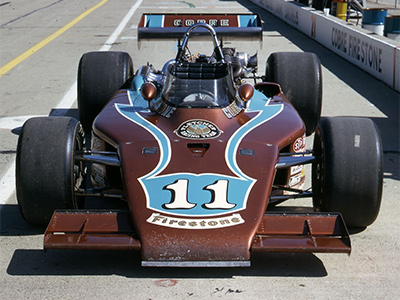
left=289, top=172, right=302, bottom=187
left=250, top=0, right=399, bottom=92
left=290, top=164, right=303, bottom=175
left=317, top=15, right=398, bottom=91
left=140, top=14, right=260, bottom=28
left=147, top=213, right=245, bottom=229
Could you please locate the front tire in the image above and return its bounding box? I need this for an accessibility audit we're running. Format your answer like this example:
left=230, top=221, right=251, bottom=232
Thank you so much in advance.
left=16, top=117, right=85, bottom=226
left=312, top=117, right=383, bottom=228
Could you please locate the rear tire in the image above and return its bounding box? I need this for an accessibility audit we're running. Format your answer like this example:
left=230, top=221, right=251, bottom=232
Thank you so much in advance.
left=265, top=52, right=322, bottom=136
left=78, top=51, right=133, bottom=134
left=16, top=117, right=85, bottom=226
left=312, top=117, right=383, bottom=228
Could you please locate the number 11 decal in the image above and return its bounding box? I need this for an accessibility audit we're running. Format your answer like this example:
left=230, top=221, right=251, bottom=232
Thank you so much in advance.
left=203, top=180, right=235, bottom=209
left=163, top=179, right=195, bottom=209
left=163, top=179, right=236, bottom=210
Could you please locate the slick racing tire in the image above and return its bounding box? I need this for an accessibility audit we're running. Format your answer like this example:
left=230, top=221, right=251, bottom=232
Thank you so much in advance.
left=78, top=51, right=133, bottom=134
left=265, top=52, right=322, bottom=136
left=16, top=117, right=85, bottom=226
left=312, top=117, right=383, bottom=228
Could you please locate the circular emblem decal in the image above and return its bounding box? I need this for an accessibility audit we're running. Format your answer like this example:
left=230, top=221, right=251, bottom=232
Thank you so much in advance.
left=175, top=119, right=222, bottom=139
left=293, top=136, right=306, bottom=152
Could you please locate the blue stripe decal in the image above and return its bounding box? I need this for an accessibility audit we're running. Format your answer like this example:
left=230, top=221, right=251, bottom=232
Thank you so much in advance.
left=144, top=14, right=165, bottom=28
left=226, top=91, right=283, bottom=181
left=238, top=15, right=258, bottom=27
left=116, top=101, right=171, bottom=179
left=115, top=89, right=283, bottom=217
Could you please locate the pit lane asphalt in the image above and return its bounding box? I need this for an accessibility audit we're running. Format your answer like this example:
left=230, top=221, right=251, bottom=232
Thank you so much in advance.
left=0, top=0, right=399, bottom=299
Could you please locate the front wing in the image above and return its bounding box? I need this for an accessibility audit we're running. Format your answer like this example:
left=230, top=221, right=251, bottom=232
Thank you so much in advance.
left=44, top=210, right=351, bottom=267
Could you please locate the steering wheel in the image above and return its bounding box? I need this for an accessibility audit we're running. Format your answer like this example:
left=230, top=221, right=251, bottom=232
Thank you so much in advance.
left=175, top=23, right=225, bottom=64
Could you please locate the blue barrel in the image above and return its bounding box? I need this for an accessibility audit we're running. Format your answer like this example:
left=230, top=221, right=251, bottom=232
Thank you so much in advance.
left=362, top=8, right=388, bottom=35
left=384, top=16, right=400, bottom=41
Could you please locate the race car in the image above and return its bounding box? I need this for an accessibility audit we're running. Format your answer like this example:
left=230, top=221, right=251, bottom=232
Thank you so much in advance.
left=16, top=13, right=383, bottom=267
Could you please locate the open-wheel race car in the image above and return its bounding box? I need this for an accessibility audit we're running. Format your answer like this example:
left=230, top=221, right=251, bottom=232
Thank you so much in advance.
left=16, top=14, right=383, bottom=267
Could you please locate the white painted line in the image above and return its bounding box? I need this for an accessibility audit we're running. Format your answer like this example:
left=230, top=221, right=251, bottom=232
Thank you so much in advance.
left=100, top=0, right=143, bottom=51
left=0, top=115, right=46, bottom=130
left=56, top=81, right=78, bottom=109
left=0, top=0, right=143, bottom=205
left=56, top=0, right=144, bottom=108
left=49, top=0, right=144, bottom=110
left=0, top=161, right=16, bottom=205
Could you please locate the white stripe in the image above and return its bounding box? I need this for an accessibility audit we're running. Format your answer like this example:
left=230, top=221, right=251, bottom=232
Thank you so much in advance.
left=0, top=115, right=46, bottom=130
left=56, top=81, right=78, bottom=109
left=0, top=0, right=143, bottom=205
left=100, top=0, right=143, bottom=52
left=0, top=162, right=16, bottom=204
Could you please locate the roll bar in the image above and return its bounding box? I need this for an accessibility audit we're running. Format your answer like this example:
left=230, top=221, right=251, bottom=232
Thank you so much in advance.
left=175, top=23, right=225, bottom=63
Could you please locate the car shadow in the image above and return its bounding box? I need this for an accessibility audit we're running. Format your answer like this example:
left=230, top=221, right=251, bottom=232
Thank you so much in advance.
left=7, top=249, right=327, bottom=278
left=4, top=201, right=329, bottom=278
left=0, top=204, right=44, bottom=236
left=4, top=202, right=329, bottom=277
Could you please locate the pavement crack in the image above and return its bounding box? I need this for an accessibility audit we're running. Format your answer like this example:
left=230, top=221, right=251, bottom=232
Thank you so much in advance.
left=0, top=0, right=65, bottom=27
left=0, top=150, right=16, bottom=154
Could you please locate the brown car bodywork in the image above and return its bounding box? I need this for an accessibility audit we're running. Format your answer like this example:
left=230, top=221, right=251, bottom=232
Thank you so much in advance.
left=44, top=89, right=350, bottom=265
left=43, top=14, right=350, bottom=267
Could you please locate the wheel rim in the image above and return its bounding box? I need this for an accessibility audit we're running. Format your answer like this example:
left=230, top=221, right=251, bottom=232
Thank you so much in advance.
left=312, top=128, right=324, bottom=211
left=72, top=123, right=86, bottom=208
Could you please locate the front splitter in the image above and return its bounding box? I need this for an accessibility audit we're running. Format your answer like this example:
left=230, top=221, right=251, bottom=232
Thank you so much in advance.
left=141, top=261, right=251, bottom=267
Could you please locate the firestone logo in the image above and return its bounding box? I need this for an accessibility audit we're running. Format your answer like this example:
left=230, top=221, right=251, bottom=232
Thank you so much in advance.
left=147, top=213, right=244, bottom=229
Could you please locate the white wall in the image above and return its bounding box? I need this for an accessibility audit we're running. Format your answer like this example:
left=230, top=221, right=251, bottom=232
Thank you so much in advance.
left=250, top=0, right=400, bottom=92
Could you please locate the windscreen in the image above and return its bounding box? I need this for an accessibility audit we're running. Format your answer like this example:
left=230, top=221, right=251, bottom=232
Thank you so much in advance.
left=162, top=66, right=237, bottom=108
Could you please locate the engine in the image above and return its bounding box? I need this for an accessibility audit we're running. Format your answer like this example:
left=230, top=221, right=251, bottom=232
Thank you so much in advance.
left=222, top=48, right=258, bottom=78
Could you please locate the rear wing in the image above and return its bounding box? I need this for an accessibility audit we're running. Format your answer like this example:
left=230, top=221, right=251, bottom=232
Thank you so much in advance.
left=137, top=13, right=263, bottom=43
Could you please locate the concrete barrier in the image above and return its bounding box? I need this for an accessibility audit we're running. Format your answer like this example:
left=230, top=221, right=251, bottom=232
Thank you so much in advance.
left=250, top=0, right=400, bottom=92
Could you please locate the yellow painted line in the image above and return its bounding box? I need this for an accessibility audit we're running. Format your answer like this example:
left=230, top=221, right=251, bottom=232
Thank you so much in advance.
left=0, top=0, right=109, bottom=77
